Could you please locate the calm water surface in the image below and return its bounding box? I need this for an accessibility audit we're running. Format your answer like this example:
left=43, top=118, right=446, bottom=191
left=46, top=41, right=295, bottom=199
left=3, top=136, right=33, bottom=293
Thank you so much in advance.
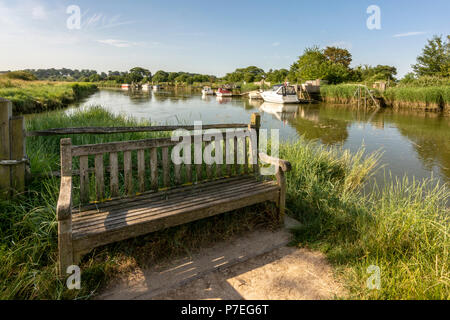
left=74, top=89, right=450, bottom=185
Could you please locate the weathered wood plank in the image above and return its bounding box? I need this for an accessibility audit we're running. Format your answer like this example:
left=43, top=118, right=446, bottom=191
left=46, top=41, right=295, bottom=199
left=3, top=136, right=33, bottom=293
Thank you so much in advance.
left=28, top=124, right=248, bottom=137
left=174, top=163, right=181, bottom=185
left=73, top=175, right=256, bottom=215
left=137, top=149, right=145, bottom=193
left=233, top=136, right=238, bottom=175
left=150, top=148, right=158, bottom=191
left=72, top=180, right=276, bottom=229
left=109, top=152, right=119, bottom=198
left=79, top=156, right=90, bottom=203
left=162, top=147, right=170, bottom=187
left=124, top=151, right=133, bottom=196
left=185, top=164, right=192, bottom=183
left=71, top=132, right=234, bottom=157
left=9, top=116, right=26, bottom=194
left=73, top=183, right=278, bottom=234
left=94, top=154, right=104, bottom=201
left=243, top=136, right=249, bottom=174
left=0, top=99, right=12, bottom=199
left=72, top=189, right=278, bottom=252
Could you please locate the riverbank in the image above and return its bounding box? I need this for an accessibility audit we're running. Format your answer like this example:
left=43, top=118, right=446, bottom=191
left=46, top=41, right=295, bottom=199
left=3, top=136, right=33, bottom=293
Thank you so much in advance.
left=0, top=107, right=448, bottom=300
left=320, top=84, right=450, bottom=112
left=0, top=77, right=97, bottom=114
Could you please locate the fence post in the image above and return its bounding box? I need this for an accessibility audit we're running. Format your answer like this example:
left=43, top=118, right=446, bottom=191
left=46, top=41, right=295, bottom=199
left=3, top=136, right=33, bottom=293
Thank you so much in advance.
left=10, top=116, right=26, bottom=194
left=0, top=98, right=12, bottom=199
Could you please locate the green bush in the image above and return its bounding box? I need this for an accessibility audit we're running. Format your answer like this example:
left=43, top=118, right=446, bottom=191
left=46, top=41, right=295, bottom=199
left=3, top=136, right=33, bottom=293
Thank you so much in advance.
left=5, top=71, right=37, bottom=81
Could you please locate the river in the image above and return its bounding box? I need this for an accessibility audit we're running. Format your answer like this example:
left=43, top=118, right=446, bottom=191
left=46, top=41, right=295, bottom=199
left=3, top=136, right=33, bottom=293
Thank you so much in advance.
left=71, top=88, right=450, bottom=186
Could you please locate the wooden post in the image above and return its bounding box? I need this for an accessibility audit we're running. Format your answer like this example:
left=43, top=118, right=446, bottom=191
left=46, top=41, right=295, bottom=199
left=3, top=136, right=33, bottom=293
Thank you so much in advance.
left=0, top=98, right=12, bottom=199
left=9, top=116, right=26, bottom=195
left=248, top=113, right=261, bottom=176
left=276, top=169, right=286, bottom=225
left=58, top=138, right=73, bottom=276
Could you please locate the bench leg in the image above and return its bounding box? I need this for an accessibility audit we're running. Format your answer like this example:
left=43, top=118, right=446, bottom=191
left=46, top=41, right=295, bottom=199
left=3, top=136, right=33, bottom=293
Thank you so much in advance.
left=276, top=170, right=286, bottom=226
left=58, top=219, right=74, bottom=277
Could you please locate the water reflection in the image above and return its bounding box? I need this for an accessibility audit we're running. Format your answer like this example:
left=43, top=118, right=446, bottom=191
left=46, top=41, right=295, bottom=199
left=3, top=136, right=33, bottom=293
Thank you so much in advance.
left=74, top=89, right=450, bottom=184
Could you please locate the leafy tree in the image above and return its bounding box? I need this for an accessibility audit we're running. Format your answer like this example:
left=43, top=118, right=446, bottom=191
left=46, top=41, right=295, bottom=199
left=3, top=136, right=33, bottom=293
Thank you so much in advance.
left=412, top=35, right=450, bottom=77
left=289, top=46, right=329, bottom=82
left=152, top=70, right=169, bottom=83
left=129, top=67, right=151, bottom=82
left=266, top=69, right=289, bottom=83
left=324, top=46, right=352, bottom=68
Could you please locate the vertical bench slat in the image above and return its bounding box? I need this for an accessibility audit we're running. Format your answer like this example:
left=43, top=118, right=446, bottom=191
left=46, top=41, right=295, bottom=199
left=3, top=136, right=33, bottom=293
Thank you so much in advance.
left=206, top=140, right=212, bottom=180
left=137, top=149, right=145, bottom=193
left=226, top=138, right=232, bottom=176
left=150, top=148, right=158, bottom=190
left=124, top=151, right=133, bottom=196
left=109, top=152, right=119, bottom=198
left=79, top=156, right=89, bottom=203
left=94, top=154, right=104, bottom=201
left=174, top=164, right=181, bottom=185
left=243, top=136, right=249, bottom=174
left=233, top=136, right=238, bottom=175
left=185, top=163, right=192, bottom=183
left=162, top=147, right=170, bottom=187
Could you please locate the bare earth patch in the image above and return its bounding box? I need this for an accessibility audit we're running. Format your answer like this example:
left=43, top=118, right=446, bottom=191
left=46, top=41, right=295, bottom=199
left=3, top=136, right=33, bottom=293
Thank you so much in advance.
left=97, top=217, right=345, bottom=300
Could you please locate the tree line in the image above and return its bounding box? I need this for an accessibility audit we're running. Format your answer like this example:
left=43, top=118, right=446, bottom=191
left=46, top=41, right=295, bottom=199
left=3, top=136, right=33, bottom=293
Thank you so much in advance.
left=7, top=35, right=448, bottom=85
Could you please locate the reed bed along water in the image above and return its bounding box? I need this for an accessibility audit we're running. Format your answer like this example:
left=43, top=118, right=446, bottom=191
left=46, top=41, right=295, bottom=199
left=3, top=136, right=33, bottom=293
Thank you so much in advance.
left=0, top=77, right=97, bottom=114
left=321, top=84, right=450, bottom=111
left=0, top=107, right=448, bottom=300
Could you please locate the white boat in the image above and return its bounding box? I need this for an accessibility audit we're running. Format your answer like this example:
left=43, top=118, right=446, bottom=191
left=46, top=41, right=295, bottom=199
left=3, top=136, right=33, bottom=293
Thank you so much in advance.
left=260, top=102, right=299, bottom=122
left=260, top=84, right=299, bottom=104
left=153, top=85, right=162, bottom=91
left=121, top=84, right=130, bottom=90
left=201, top=86, right=214, bottom=95
left=142, top=84, right=151, bottom=91
left=248, top=90, right=263, bottom=100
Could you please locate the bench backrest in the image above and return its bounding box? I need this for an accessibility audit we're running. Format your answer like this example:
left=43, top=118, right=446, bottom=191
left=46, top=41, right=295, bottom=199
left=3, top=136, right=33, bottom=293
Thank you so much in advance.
left=60, top=115, right=261, bottom=206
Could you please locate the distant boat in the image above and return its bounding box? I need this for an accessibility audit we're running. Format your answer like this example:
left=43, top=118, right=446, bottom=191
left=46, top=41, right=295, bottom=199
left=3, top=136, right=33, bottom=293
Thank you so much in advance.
left=153, top=85, right=162, bottom=91
left=142, top=84, right=151, bottom=91
left=121, top=84, right=130, bottom=90
left=202, top=86, right=214, bottom=95
left=216, top=88, right=232, bottom=97
left=261, top=84, right=299, bottom=104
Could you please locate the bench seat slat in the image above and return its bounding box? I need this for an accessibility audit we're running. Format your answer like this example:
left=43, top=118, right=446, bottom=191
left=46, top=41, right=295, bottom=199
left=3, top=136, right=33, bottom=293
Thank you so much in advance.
left=72, top=178, right=279, bottom=252
left=72, top=179, right=273, bottom=229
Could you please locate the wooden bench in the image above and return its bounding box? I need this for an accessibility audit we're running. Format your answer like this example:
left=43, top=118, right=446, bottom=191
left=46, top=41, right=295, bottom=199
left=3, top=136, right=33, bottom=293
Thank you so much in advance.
left=56, top=113, right=291, bottom=275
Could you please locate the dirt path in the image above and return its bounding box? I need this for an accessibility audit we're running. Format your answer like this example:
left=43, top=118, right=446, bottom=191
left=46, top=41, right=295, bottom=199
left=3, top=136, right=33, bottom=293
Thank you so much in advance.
left=97, top=217, right=345, bottom=300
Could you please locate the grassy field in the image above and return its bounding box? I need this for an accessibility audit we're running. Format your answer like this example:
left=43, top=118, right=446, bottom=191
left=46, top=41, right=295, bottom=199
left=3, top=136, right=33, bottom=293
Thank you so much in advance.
left=0, top=107, right=448, bottom=300
left=0, top=76, right=97, bottom=114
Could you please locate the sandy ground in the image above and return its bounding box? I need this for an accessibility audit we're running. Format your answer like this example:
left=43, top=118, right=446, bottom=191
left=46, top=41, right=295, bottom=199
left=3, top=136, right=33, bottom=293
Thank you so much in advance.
left=98, top=217, right=344, bottom=300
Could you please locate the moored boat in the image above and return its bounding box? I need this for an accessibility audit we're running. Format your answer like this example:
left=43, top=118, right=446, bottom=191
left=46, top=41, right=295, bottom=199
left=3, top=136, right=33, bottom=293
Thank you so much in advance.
left=121, top=84, right=130, bottom=90
left=201, top=86, right=215, bottom=95
left=215, top=88, right=232, bottom=97
left=261, top=84, right=299, bottom=104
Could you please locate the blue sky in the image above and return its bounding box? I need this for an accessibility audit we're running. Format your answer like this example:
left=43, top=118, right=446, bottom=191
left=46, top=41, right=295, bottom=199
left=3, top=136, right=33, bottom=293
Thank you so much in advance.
left=0, top=0, right=449, bottom=77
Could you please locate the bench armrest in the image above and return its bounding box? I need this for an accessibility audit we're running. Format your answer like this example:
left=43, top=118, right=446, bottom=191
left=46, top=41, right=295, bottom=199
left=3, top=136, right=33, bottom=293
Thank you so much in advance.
left=259, top=153, right=292, bottom=172
left=57, top=176, right=72, bottom=221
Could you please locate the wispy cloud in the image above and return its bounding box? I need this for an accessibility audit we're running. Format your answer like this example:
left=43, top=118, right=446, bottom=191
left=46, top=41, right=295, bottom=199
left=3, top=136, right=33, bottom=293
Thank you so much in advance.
left=393, top=31, right=426, bottom=38
left=97, top=39, right=140, bottom=48
left=31, top=6, right=47, bottom=20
